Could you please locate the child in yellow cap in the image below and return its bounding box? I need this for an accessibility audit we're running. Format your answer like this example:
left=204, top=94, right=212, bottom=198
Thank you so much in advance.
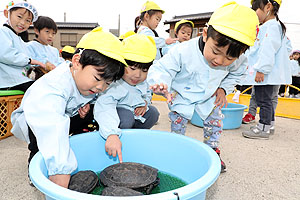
left=0, top=1, right=45, bottom=92
left=94, top=34, right=159, bottom=162
left=61, top=45, right=75, bottom=61
left=11, top=27, right=126, bottom=187
left=242, top=0, right=292, bottom=139
left=147, top=2, right=259, bottom=173
left=137, top=1, right=177, bottom=60
left=162, top=19, right=194, bottom=55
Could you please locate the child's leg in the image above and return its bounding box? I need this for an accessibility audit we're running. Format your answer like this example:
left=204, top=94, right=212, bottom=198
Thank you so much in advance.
left=242, top=85, right=273, bottom=139
left=248, top=87, right=258, bottom=116
left=203, top=106, right=224, bottom=149
left=168, top=111, right=188, bottom=135
left=270, top=85, right=280, bottom=134
left=28, top=127, right=39, bottom=164
left=69, top=104, right=98, bottom=135
left=255, top=85, right=273, bottom=129
left=3, top=81, right=35, bottom=92
left=133, top=105, right=160, bottom=129
left=117, top=107, right=135, bottom=129
left=203, top=106, right=226, bottom=172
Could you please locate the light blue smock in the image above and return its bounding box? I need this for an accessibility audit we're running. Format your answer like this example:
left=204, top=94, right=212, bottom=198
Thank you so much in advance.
left=0, top=25, right=32, bottom=88
left=291, top=60, right=300, bottom=77
left=26, top=40, right=64, bottom=67
left=162, top=41, right=179, bottom=56
left=94, top=79, right=152, bottom=138
left=137, top=25, right=166, bottom=60
left=147, top=37, right=248, bottom=120
left=11, top=62, right=98, bottom=175
left=242, top=19, right=292, bottom=85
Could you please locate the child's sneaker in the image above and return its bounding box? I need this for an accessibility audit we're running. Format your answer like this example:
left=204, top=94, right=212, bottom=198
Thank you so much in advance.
left=242, top=113, right=255, bottom=124
left=242, top=126, right=270, bottom=139
left=213, top=147, right=226, bottom=173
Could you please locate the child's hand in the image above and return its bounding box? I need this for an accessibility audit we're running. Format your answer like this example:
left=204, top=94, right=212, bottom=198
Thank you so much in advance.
left=78, top=103, right=90, bottom=119
left=105, top=135, right=123, bottom=163
left=135, top=105, right=147, bottom=116
left=30, top=59, right=46, bottom=69
left=255, top=72, right=264, bottom=83
left=165, top=37, right=178, bottom=45
left=212, top=88, right=228, bottom=108
left=49, top=174, right=71, bottom=188
left=45, top=61, right=56, bottom=71
left=150, top=83, right=172, bottom=103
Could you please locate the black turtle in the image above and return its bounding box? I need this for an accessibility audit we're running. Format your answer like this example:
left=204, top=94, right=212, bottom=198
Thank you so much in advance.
left=68, top=170, right=99, bottom=193
left=99, top=162, right=160, bottom=195
left=101, top=186, right=143, bottom=196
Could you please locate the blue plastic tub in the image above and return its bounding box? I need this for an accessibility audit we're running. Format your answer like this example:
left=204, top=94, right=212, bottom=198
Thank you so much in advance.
left=191, top=103, right=248, bottom=129
left=29, top=129, right=220, bottom=200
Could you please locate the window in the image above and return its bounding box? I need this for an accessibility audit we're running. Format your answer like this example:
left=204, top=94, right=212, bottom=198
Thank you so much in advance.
left=61, top=33, right=78, bottom=47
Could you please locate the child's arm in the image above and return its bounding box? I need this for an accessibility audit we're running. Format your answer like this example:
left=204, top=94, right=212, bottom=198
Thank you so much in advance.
left=23, top=89, right=77, bottom=178
left=0, top=31, right=33, bottom=67
left=219, top=54, right=248, bottom=95
left=147, top=49, right=181, bottom=102
left=93, top=85, right=125, bottom=162
left=138, top=27, right=177, bottom=48
left=254, top=24, right=282, bottom=75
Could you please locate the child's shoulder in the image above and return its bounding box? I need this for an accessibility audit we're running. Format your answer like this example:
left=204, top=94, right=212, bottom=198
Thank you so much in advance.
left=137, top=26, right=152, bottom=34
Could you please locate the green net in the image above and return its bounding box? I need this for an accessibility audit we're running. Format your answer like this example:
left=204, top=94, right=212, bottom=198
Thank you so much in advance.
left=91, top=171, right=187, bottom=195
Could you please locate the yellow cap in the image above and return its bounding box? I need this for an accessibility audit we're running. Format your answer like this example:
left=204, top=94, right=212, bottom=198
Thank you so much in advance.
left=140, top=1, right=165, bottom=14
left=119, top=31, right=136, bottom=40
left=76, top=27, right=127, bottom=66
left=61, top=45, right=75, bottom=54
left=174, top=19, right=194, bottom=32
left=251, top=0, right=281, bottom=6
left=122, top=34, right=156, bottom=63
left=208, top=1, right=259, bottom=46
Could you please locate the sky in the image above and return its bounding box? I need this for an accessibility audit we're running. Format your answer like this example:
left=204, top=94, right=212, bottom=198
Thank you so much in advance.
left=1, top=0, right=300, bottom=48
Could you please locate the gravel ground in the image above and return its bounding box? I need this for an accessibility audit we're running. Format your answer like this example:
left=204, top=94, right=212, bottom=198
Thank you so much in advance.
left=0, top=101, right=299, bottom=200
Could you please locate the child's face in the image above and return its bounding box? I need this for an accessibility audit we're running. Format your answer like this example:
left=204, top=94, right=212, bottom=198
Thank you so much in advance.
left=202, top=28, right=237, bottom=67
left=145, top=12, right=162, bottom=30
left=7, top=8, right=33, bottom=34
left=293, top=53, right=300, bottom=60
left=71, top=54, right=112, bottom=96
left=122, top=65, right=148, bottom=86
left=177, top=25, right=193, bottom=43
left=35, top=28, right=56, bottom=45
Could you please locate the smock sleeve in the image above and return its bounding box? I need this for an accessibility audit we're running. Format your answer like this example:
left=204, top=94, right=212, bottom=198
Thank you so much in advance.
left=254, top=24, right=282, bottom=74
left=23, top=88, right=77, bottom=176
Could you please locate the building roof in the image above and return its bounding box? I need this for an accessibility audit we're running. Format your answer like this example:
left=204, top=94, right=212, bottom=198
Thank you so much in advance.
left=164, top=12, right=213, bottom=24
left=55, top=22, right=99, bottom=29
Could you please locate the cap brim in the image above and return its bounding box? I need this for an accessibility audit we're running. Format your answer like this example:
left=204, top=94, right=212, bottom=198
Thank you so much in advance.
left=123, top=52, right=154, bottom=63
left=100, top=50, right=128, bottom=66
left=212, top=25, right=254, bottom=46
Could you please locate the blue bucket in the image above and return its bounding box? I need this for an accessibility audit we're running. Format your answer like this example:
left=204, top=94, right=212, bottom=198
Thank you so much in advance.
left=29, top=129, right=220, bottom=200
left=191, top=103, right=248, bottom=129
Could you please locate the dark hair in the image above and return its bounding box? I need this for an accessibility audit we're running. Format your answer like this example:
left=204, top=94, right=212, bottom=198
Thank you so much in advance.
left=251, top=0, right=286, bottom=37
left=61, top=51, right=73, bottom=60
left=175, top=23, right=193, bottom=38
left=139, top=10, right=163, bottom=31
left=134, top=16, right=141, bottom=33
left=10, top=7, right=33, bottom=22
left=207, top=26, right=249, bottom=58
left=33, top=16, right=58, bottom=38
left=125, top=59, right=153, bottom=71
left=75, top=49, right=125, bottom=82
